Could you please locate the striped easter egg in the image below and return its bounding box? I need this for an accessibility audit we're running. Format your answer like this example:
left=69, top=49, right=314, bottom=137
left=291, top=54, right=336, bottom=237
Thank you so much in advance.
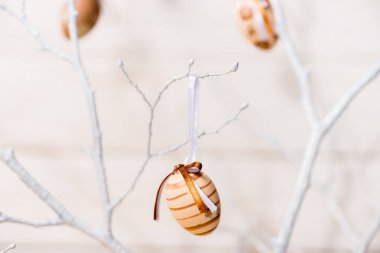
left=165, top=171, right=221, bottom=236
left=235, top=0, right=278, bottom=49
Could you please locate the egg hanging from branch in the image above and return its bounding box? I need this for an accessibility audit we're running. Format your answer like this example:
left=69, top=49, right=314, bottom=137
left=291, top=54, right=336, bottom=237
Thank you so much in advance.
left=61, top=0, right=101, bottom=39
left=235, top=0, right=278, bottom=50
left=165, top=170, right=221, bottom=236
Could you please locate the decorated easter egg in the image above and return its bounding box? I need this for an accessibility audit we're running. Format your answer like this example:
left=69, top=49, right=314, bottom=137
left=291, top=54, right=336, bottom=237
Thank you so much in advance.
left=165, top=170, right=221, bottom=236
left=61, top=0, right=101, bottom=39
left=235, top=0, right=278, bottom=49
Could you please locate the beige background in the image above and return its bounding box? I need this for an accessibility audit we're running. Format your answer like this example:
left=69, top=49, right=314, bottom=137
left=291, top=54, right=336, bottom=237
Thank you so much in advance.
left=0, top=0, right=380, bottom=252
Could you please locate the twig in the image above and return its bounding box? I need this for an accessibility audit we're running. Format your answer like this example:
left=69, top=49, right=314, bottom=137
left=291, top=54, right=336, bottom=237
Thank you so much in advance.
left=356, top=212, right=380, bottom=253
left=0, top=1, right=129, bottom=252
left=321, top=61, right=380, bottom=132
left=0, top=244, right=16, bottom=253
left=111, top=63, right=246, bottom=209
left=270, top=0, right=317, bottom=128
left=320, top=185, right=359, bottom=248
left=271, top=0, right=380, bottom=252
left=199, top=62, right=239, bottom=79
left=118, top=60, right=152, bottom=108
left=0, top=213, right=64, bottom=228
left=0, top=149, right=76, bottom=223
left=66, top=0, right=112, bottom=233
left=0, top=1, right=246, bottom=252
left=153, top=102, right=249, bottom=157
left=0, top=3, right=71, bottom=62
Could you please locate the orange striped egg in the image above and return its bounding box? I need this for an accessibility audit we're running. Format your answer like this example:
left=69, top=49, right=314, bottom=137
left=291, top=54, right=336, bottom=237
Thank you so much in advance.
left=165, top=171, right=221, bottom=236
left=235, top=0, right=278, bottom=49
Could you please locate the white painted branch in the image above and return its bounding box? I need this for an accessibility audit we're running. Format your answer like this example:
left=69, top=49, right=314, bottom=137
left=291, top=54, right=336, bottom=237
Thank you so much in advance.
left=0, top=149, right=76, bottom=223
left=66, top=0, right=112, bottom=233
left=356, top=212, right=380, bottom=253
left=321, top=61, right=380, bottom=132
left=0, top=1, right=245, bottom=252
left=0, top=3, right=71, bottom=62
left=322, top=187, right=360, bottom=248
left=153, top=102, right=249, bottom=157
left=274, top=59, right=380, bottom=253
left=118, top=59, right=153, bottom=108
left=273, top=130, right=322, bottom=253
left=271, top=0, right=318, bottom=128
left=198, top=62, right=239, bottom=79
left=110, top=101, right=248, bottom=209
left=0, top=244, right=16, bottom=253
left=0, top=213, right=64, bottom=228
left=111, top=61, right=244, bottom=209
left=271, top=0, right=380, bottom=252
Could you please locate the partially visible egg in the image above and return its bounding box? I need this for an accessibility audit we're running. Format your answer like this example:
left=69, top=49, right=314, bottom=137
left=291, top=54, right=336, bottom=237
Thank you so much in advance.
left=235, top=0, right=278, bottom=50
left=165, top=170, right=221, bottom=236
left=61, top=0, right=101, bottom=39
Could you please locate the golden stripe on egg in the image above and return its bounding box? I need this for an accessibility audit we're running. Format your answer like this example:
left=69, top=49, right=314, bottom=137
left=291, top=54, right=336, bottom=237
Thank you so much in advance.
left=165, top=171, right=221, bottom=236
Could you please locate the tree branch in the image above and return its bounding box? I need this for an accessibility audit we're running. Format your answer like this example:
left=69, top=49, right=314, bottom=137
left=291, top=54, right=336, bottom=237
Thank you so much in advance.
left=0, top=244, right=16, bottom=253
left=271, top=0, right=380, bottom=252
left=356, top=212, right=380, bottom=253
left=0, top=3, right=71, bottom=62
left=271, top=0, right=318, bottom=128
left=153, top=102, right=249, bottom=157
left=111, top=61, right=245, bottom=209
left=0, top=213, right=64, bottom=228
left=0, top=149, right=76, bottom=224
left=66, top=0, right=111, bottom=233
left=321, top=61, right=380, bottom=133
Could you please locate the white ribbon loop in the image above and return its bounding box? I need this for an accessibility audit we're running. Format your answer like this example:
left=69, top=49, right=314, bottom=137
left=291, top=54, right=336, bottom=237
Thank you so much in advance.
left=185, top=75, right=218, bottom=214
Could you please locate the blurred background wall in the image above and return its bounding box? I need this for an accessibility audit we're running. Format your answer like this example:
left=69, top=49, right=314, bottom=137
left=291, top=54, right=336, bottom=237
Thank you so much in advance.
left=0, top=0, right=379, bottom=252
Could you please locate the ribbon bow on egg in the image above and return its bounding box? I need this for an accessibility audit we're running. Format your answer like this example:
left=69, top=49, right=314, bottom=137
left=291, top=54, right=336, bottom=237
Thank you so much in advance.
left=154, top=162, right=218, bottom=220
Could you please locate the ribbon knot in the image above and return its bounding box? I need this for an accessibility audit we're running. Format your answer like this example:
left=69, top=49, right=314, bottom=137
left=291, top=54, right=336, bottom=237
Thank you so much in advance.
left=154, top=162, right=210, bottom=221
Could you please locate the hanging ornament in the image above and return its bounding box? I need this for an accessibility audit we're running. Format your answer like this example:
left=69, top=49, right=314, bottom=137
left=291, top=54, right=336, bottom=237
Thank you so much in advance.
left=235, top=0, right=278, bottom=50
left=61, top=0, right=101, bottom=39
left=154, top=76, right=221, bottom=236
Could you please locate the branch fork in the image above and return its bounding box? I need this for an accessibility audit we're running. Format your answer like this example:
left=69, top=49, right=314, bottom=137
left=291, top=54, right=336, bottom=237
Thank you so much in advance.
left=0, top=1, right=248, bottom=252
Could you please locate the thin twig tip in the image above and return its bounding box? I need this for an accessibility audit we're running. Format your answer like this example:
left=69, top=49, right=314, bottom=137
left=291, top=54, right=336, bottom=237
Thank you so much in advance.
left=117, top=59, right=124, bottom=69
left=233, top=62, right=239, bottom=72
left=242, top=102, right=249, bottom=109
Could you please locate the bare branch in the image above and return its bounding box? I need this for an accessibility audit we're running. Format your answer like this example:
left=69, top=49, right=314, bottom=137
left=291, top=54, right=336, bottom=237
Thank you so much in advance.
left=271, top=0, right=380, bottom=252
left=0, top=244, right=16, bottom=253
left=0, top=3, right=71, bottom=62
left=0, top=213, right=64, bottom=228
left=270, top=0, right=318, bottom=128
left=111, top=65, right=247, bottom=209
left=198, top=62, right=239, bottom=79
left=1, top=2, right=245, bottom=252
left=118, top=59, right=152, bottom=108
left=110, top=156, right=150, bottom=209
left=319, top=186, right=359, bottom=248
left=0, top=149, right=75, bottom=223
left=66, top=0, right=112, bottom=233
left=321, top=61, right=380, bottom=133
left=356, top=212, right=380, bottom=253
left=153, top=102, right=249, bottom=157
left=151, top=59, right=195, bottom=109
